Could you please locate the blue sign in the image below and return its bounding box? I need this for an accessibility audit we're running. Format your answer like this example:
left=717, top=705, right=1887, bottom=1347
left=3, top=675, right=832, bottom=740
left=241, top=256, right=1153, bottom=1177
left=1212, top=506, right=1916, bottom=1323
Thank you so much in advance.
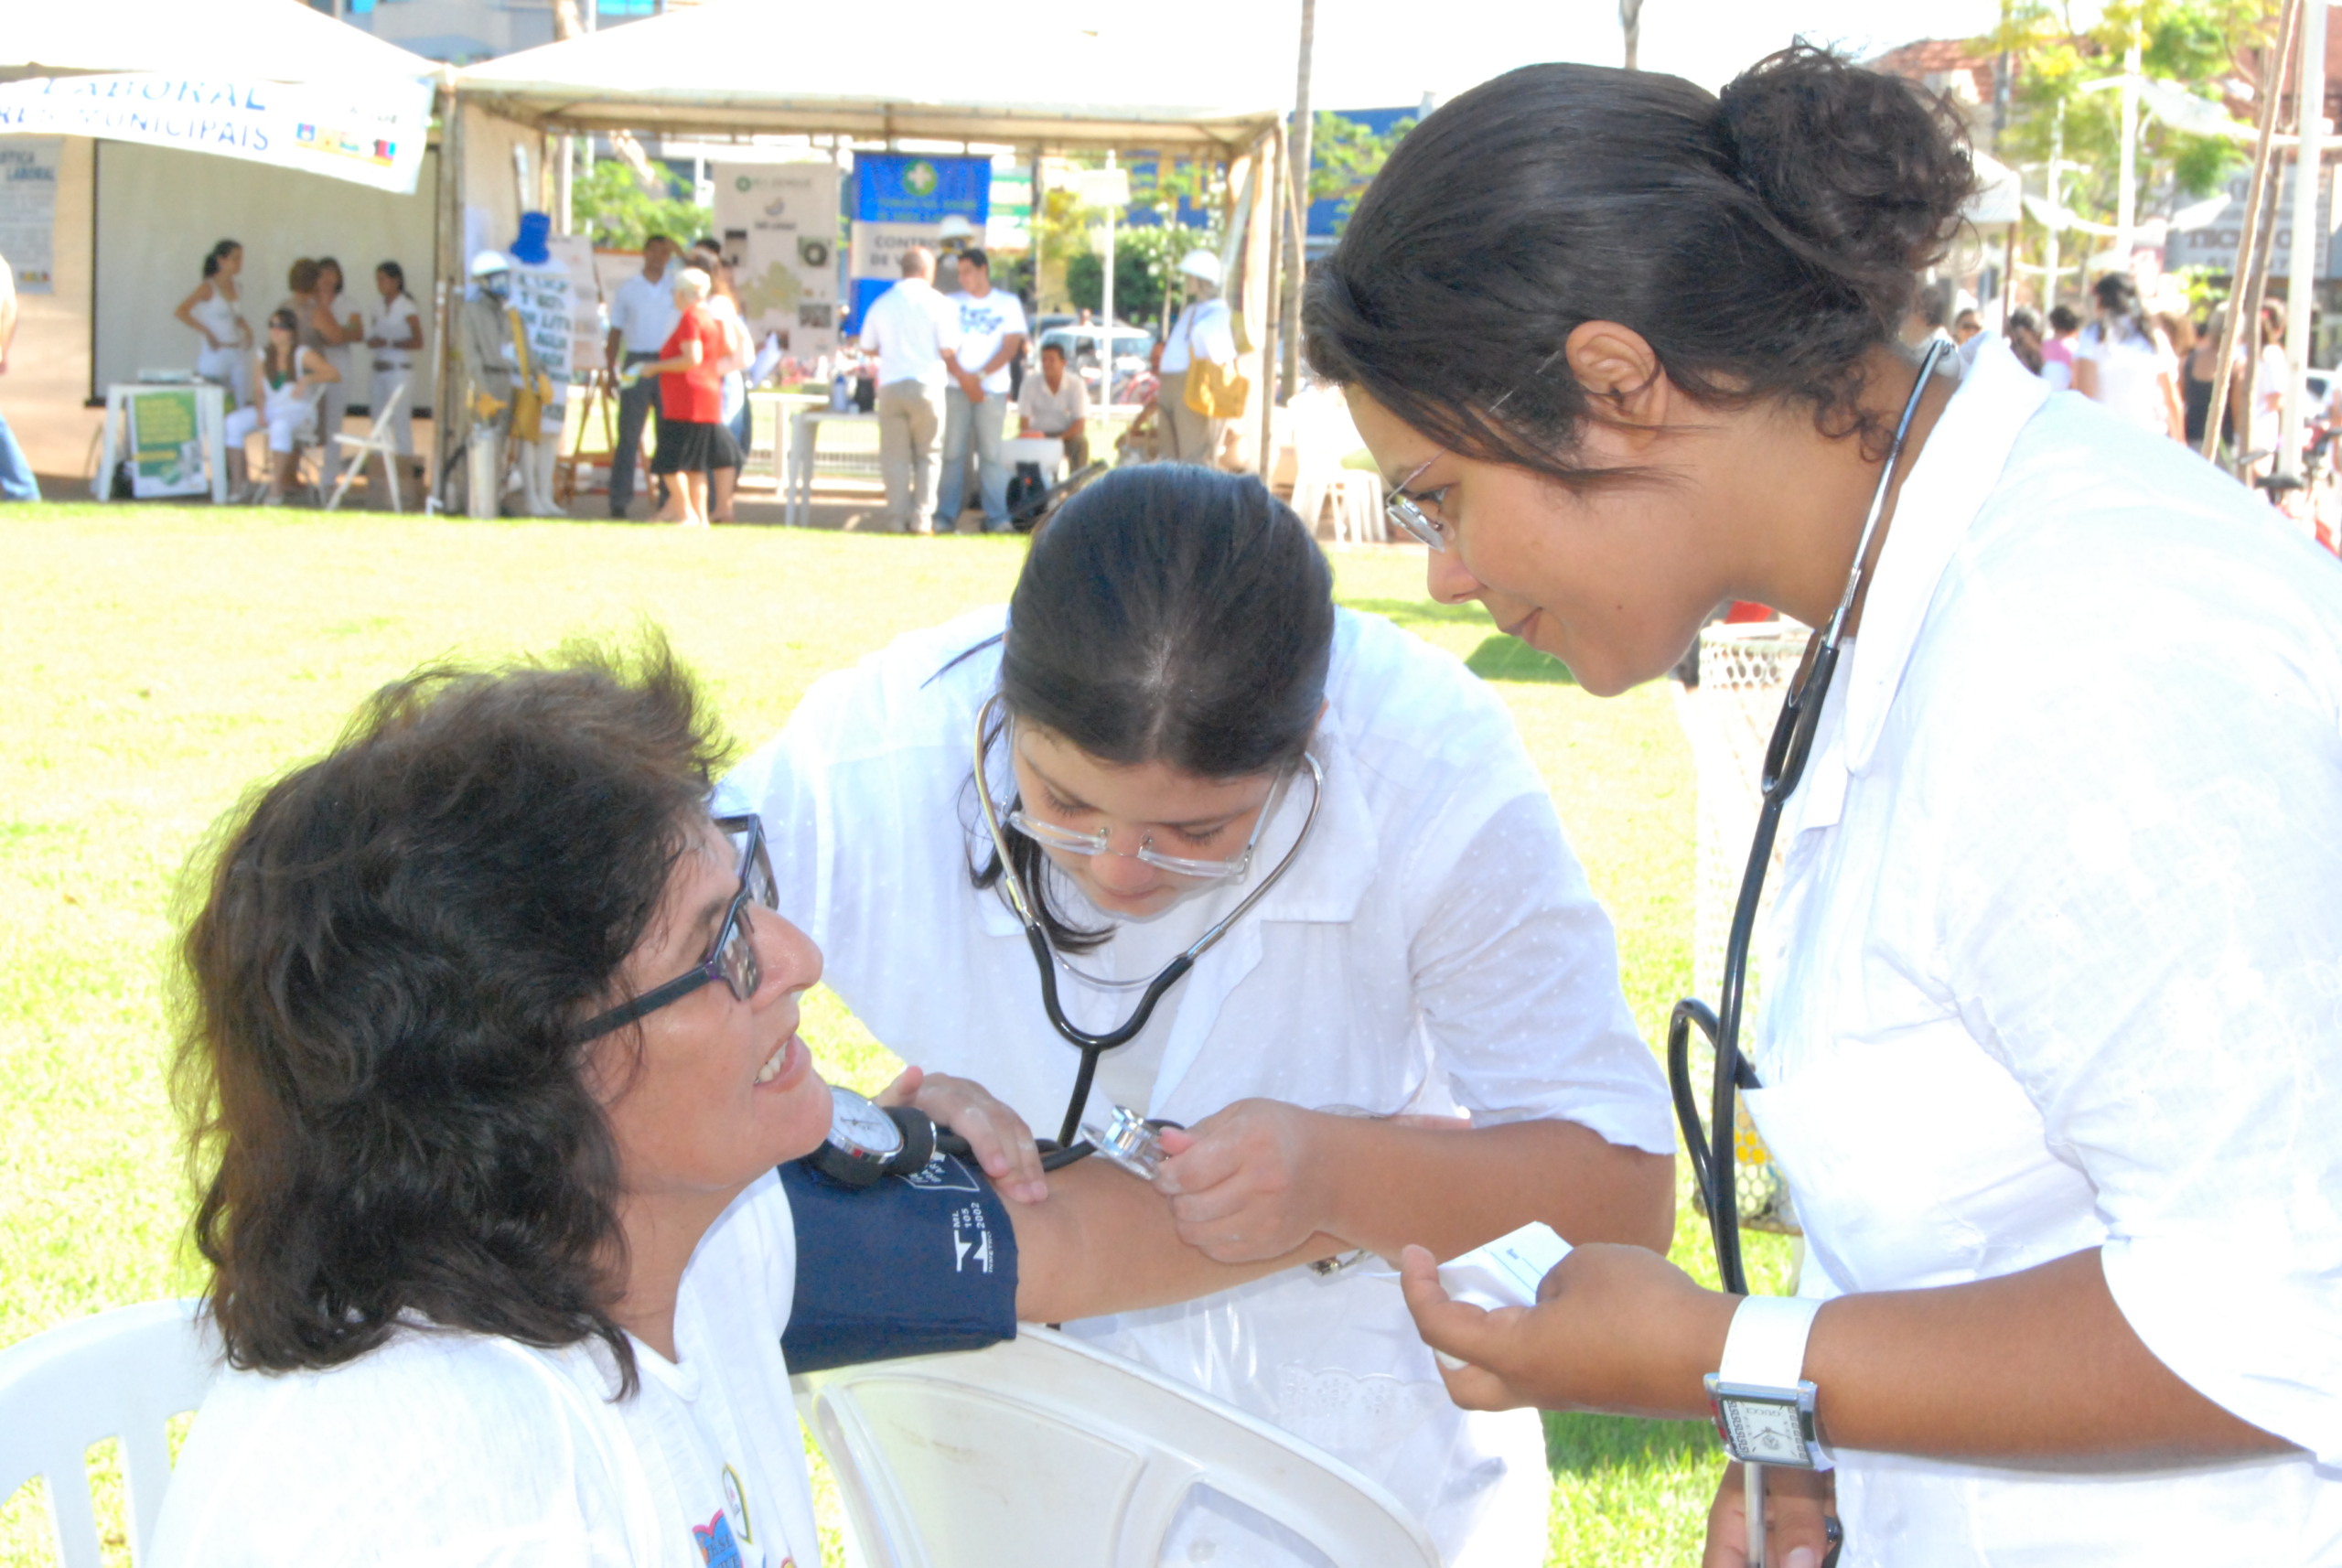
left=854, top=155, right=989, bottom=225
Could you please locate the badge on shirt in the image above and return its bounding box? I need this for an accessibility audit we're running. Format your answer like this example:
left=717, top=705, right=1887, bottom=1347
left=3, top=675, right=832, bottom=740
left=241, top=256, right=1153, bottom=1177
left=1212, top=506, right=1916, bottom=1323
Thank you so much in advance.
left=721, top=1466, right=752, bottom=1544
left=692, top=1509, right=745, bottom=1568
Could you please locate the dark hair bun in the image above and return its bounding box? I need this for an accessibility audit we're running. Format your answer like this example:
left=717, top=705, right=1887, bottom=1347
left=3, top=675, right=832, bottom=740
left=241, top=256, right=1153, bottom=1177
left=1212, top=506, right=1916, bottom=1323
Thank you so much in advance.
left=1304, top=46, right=1973, bottom=481
left=1716, top=45, right=1974, bottom=328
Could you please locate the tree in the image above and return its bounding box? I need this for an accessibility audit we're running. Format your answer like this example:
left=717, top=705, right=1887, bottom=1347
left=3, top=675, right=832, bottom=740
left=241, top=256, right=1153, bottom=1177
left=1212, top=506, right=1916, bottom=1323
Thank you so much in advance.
left=1309, top=111, right=1415, bottom=234
left=1982, top=0, right=2280, bottom=219
left=572, top=157, right=706, bottom=252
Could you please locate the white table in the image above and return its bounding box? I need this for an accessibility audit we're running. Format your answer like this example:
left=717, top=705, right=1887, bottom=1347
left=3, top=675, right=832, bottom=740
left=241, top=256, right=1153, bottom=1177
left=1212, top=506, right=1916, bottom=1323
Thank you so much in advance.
left=93, top=382, right=230, bottom=504
left=783, top=408, right=881, bottom=527
left=1002, top=435, right=1066, bottom=474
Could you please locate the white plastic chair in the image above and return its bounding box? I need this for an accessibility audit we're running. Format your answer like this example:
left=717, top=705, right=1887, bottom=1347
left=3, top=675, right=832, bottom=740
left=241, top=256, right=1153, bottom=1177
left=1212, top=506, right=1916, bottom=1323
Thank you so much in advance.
left=0, top=1300, right=220, bottom=1568
left=1286, top=387, right=1379, bottom=543
left=795, top=1326, right=1441, bottom=1568
left=1328, top=467, right=1388, bottom=546
left=326, top=376, right=410, bottom=513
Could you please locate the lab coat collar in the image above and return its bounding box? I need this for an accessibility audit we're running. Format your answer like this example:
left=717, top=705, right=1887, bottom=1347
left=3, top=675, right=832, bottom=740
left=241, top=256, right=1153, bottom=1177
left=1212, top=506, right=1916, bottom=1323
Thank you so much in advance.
left=1840, top=337, right=2049, bottom=776
left=962, top=703, right=1380, bottom=939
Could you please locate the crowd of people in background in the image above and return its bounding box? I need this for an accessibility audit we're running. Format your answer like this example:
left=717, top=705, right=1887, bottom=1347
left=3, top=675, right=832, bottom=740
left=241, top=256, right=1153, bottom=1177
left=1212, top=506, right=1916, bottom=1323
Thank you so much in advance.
left=1971, top=270, right=2329, bottom=498
left=174, top=242, right=424, bottom=500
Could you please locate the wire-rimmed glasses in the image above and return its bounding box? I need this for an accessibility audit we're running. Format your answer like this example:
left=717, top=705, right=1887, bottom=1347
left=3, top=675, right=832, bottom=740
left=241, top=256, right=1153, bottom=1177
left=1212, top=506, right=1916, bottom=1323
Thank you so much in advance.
left=1004, top=763, right=1290, bottom=882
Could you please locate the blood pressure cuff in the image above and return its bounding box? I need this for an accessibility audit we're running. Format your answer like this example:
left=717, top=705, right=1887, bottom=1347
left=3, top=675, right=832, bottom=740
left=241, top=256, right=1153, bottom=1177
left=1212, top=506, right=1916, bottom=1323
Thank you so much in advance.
left=778, top=1150, right=1019, bottom=1373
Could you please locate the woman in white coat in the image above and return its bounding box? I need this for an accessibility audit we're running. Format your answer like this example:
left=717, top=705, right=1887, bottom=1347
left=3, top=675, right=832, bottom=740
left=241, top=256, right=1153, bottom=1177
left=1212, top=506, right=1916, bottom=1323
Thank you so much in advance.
left=723, top=463, right=1675, bottom=1566
left=1304, top=46, right=2342, bottom=1567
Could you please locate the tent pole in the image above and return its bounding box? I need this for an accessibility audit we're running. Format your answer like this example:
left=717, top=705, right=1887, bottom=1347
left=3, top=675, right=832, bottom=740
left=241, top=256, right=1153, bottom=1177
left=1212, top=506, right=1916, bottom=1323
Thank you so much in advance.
left=1259, top=123, right=1286, bottom=483
left=2277, top=0, right=2326, bottom=481
left=431, top=85, right=466, bottom=511
left=2206, top=0, right=2297, bottom=464
left=1283, top=0, right=1314, bottom=400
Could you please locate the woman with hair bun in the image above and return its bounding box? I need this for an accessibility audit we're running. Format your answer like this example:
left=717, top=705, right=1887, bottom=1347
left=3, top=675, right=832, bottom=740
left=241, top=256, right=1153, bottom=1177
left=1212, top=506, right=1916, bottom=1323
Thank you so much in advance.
left=1308, top=44, right=2342, bottom=1566
left=723, top=461, right=1676, bottom=1564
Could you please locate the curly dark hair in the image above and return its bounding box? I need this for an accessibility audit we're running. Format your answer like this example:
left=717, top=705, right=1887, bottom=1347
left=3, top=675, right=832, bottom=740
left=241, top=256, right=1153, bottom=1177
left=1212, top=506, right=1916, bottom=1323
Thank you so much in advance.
left=1303, top=45, right=1974, bottom=484
left=176, top=640, right=727, bottom=1395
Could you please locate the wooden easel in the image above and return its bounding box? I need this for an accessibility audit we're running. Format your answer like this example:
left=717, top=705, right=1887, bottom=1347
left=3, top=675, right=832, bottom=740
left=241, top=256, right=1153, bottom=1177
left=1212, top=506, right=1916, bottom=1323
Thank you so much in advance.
left=555, top=368, right=624, bottom=506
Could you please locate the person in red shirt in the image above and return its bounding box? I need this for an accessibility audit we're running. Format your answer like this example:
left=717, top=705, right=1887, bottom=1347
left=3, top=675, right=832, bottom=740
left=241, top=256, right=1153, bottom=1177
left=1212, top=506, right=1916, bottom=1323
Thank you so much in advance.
left=634, top=267, right=740, bottom=526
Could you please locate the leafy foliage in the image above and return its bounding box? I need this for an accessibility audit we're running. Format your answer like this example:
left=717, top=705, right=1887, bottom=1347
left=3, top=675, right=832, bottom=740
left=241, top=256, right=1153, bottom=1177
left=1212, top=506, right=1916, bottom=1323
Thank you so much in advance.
left=1310, top=111, right=1416, bottom=234
left=1981, top=0, right=2277, bottom=219
left=572, top=156, right=708, bottom=252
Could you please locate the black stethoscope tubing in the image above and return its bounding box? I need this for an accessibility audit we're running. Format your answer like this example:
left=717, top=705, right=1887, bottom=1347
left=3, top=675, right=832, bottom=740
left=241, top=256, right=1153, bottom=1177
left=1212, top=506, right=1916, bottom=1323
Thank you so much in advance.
left=971, top=693, right=1327, bottom=1163
left=1667, top=338, right=1950, bottom=1297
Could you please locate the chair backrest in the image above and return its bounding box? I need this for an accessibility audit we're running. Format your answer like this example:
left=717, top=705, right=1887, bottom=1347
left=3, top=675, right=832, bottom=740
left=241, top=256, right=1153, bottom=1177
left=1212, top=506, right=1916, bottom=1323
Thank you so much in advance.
left=359, top=378, right=409, bottom=444
left=0, top=1300, right=220, bottom=1568
left=795, top=1326, right=1441, bottom=1568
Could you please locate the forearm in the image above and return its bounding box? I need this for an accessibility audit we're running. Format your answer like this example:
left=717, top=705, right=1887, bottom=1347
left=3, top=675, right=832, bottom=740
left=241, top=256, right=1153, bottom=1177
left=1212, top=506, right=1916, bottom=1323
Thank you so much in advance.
left=1807, top=1249, right=2289, bottom=1465
left=1326, top=1116, right=1672, bottom=1257
left=1013, top=1160, right=1342, bottom=1322
left=982, top=336, right=1024, bottom=378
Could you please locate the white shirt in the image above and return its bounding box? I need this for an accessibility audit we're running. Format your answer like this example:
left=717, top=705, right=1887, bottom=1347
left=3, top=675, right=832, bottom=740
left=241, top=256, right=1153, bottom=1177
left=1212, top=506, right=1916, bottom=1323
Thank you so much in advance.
left=2072, top=319, right=2175, bottom=435
left=945, top=286, right=1026, bottom=396
left=720, top=606, right=1672, bottom=1566
left=609, top=267, right=682, bottom=358
left=1016, top=364, right=1090, bottom=433
left=1159, top=296, right=1236, bottom=374
left=1747, top=339, right=2342, bottom=1563
left=857, top=276, right=962, bottom=389
left=152, top=1174, right=819, bottom=1568
left=364, top=294, right=421, bottom=371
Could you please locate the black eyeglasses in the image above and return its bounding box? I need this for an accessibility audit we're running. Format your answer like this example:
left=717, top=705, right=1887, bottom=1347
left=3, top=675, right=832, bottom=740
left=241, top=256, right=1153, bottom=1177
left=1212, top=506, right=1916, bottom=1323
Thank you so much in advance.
left=577, top=814, right=779, bottom=1043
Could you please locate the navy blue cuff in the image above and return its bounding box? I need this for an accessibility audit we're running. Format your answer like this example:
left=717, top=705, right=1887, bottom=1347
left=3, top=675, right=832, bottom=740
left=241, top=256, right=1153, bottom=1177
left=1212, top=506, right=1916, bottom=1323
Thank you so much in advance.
left=779, top=1149, right=1020, bottom=1374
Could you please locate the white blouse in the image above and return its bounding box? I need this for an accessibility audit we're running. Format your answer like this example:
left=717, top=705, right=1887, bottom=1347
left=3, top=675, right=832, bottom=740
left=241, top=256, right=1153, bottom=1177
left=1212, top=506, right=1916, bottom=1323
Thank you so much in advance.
left=1748, top=339, right=2342, bottom=1563
left=722, top=606, right=1672, bottom=1566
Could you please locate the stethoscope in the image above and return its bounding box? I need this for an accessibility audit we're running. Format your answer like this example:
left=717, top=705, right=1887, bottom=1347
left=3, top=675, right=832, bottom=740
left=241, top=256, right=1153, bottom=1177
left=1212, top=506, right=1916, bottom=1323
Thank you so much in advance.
left=971, top=693, right=1326, bottom=1166
left=1664, top=339, right=1944, bottom=1567
left=1667, top=337, right=1950, bottom=1300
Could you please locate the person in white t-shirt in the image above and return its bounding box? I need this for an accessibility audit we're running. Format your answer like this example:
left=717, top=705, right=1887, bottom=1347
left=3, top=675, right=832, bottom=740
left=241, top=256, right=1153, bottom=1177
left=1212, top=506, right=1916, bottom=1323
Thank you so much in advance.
left=605, top=234, right=682, bottom=519
left=362, top=261, right=424, bottom=458
left=934, top=249, right=1028, bottom=533
left=2071, top=272, right=2183, bottom=441
left=857, top=245, right=963, bottom=533
left=152, top=646, right=1520, bottom=1568
left=1155, top=249, right=1240, bottom=466
left=1016, top=338, right=1090, bottom=470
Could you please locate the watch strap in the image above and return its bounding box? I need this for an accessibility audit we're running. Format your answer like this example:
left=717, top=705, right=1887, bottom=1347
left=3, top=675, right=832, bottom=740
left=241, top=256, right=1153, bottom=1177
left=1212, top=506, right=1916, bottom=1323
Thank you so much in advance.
left=1718, top=1294, right=1823, bottom=1389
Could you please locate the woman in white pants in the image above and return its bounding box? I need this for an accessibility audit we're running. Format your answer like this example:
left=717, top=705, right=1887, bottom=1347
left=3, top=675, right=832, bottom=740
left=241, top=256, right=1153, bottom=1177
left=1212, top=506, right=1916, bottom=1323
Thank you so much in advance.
left=364, top=261, right=423, bottom=459
left=223, top=308, right=338, bottom=503
left=175, top=240, right=251, bottom=408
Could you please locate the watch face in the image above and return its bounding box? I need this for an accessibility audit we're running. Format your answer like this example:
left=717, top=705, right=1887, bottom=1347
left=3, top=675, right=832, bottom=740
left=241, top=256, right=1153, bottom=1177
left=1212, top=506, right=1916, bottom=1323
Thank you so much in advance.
left=1722, top=1398, right=1808, bottom=1464
left=826, top=1086, right=903, bottom=1158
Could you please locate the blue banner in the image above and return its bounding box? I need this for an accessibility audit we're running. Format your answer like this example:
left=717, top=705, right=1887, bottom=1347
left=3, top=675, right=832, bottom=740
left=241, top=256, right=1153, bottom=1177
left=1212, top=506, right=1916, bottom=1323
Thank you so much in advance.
left=854, top=155, right=989, bottom=225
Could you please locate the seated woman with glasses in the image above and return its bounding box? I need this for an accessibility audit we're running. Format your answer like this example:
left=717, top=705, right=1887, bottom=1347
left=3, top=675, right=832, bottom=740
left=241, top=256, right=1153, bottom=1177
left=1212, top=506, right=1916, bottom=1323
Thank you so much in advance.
left=719, top=462, right=1675, bottom=1563
left=156, top=644, right=1528, bottom=1566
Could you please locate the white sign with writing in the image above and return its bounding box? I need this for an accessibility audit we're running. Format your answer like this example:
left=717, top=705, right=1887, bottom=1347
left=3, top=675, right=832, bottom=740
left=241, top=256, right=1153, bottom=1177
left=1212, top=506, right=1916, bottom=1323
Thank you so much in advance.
left=712, top=163, right=842, bottom=358
left=0, top=137, right=59, bottom=293
left=0, top=74, right=433, bottom=196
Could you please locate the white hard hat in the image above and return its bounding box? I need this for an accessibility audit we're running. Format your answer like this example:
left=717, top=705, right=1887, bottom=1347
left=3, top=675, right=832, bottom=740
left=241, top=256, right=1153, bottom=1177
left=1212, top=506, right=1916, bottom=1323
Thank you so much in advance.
left=938, top=215, right=978, bottom=242
left=468, top=250, right=510, bottom=278
left=1178, top=249, right=1223, bottom=286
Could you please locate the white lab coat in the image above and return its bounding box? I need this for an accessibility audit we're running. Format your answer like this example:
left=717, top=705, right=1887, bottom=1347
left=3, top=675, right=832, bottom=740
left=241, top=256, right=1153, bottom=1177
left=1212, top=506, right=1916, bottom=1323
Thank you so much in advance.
left=723, top=606, right=1673, bottom=1566
left=1749, top=339, right=2342, bottom=1562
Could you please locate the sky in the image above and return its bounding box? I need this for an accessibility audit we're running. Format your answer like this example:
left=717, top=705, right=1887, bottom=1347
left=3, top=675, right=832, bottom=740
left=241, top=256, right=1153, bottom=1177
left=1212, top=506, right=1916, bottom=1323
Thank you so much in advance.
left=1297, top=0, right=2011, bottom=108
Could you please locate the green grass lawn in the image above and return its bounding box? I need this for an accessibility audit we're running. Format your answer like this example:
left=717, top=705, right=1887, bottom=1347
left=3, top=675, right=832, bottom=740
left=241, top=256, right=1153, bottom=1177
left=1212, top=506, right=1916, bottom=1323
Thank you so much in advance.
left=0, top=505, right=1785, bottom=1566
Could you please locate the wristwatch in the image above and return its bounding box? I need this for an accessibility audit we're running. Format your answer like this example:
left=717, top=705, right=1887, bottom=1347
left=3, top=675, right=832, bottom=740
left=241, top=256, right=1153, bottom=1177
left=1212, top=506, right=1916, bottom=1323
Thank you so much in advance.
left=1704, top=1294, right=1834, bottom=1471
left=806, top=1085, right=937, bottom=1188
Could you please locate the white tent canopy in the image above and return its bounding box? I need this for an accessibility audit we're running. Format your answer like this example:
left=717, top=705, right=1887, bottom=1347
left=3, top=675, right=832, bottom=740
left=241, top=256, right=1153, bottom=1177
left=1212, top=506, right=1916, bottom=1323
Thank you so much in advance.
left=453, top=0, right=1286, bottom=153
left=1, top=0, right=437, bottom=82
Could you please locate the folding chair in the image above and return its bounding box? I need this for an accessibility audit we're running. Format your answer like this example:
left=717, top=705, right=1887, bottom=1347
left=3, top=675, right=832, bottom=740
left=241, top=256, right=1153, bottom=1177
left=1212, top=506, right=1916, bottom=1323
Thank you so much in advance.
left=0, top=1300, right=220, bottom=1568
left=795, top=1325, right=1441, bottom=1568
left=326, top=377, right=412, bottom=513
